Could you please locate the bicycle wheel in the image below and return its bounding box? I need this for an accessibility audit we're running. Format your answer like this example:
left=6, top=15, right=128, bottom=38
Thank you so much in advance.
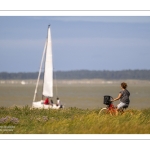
left=99, top=108, right=108, bottom=115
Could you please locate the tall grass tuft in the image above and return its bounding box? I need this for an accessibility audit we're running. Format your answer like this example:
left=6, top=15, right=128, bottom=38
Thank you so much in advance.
left=0, top=106, right=150, bottom=134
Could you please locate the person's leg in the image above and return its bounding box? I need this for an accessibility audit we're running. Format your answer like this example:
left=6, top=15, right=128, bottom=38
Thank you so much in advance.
left=116, top=102, right=127, bottom=115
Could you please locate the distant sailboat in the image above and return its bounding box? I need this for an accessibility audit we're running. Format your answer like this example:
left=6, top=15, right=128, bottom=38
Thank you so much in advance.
left=32, top=25, right=63, bottom=109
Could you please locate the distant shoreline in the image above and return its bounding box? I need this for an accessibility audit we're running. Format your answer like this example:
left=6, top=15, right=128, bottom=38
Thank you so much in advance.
left=1, top=70, right=150, bottom=80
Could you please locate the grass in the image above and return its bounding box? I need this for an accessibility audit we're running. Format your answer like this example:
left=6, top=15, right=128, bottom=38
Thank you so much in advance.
left=0, top=106, right=150, bottom=134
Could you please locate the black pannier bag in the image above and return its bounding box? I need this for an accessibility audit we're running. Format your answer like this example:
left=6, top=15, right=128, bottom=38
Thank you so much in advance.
left=103, top=95, right=113, bottom=105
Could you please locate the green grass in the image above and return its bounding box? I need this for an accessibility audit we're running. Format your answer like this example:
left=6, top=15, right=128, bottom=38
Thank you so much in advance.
left=0, top=106, right=150, bottom=134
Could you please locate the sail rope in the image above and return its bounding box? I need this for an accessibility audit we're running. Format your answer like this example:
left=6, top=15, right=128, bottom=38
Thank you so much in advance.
left=33, top=40, right=47, bottom=102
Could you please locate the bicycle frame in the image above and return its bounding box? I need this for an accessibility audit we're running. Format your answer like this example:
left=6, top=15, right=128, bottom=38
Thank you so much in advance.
left=106, top=102, right=116, bottom=115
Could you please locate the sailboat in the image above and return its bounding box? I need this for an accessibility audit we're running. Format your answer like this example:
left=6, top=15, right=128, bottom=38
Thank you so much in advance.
left=32, top=25, right=63, bottom=109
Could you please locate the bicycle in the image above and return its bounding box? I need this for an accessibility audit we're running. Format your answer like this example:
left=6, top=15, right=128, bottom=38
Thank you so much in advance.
left=99, top=95, right=128, bottom=115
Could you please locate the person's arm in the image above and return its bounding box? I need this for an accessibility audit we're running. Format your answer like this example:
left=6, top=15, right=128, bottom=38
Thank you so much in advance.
left=112, top=93, right=122, bottom=102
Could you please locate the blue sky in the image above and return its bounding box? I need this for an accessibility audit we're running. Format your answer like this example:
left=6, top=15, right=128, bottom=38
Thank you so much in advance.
left=0, top=16, right=150, bottom=72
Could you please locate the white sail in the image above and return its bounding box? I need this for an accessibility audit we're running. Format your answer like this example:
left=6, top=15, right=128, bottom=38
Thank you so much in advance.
left=43, top=26, right=53, bottom=97
left=32, top=25, right=63, bottom=109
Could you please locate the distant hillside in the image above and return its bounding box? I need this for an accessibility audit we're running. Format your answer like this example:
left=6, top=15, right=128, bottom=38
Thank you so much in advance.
left=0, top=70, right=150, bottom=80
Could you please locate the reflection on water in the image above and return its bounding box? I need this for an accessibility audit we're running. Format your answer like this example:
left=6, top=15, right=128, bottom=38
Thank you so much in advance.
left=0, top=80, right=150, bottom=110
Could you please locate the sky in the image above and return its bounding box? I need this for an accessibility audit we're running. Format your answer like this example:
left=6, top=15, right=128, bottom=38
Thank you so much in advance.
left=0, top=16, right=150, bottom=72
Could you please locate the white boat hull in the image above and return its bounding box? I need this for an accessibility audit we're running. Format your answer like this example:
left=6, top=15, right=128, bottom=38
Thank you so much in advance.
left=32, top=101, right=62, bottom=109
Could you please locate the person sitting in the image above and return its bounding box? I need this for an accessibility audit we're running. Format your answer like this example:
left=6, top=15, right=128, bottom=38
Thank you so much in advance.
left=111, top=82, right=130, bottom=115
left=44, top=98, right=49, bottom=105
left=56, top=97, right=60, bottom=106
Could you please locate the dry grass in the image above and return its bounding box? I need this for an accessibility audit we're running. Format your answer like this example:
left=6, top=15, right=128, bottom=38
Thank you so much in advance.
left=0, top=106, right=150, bottom=134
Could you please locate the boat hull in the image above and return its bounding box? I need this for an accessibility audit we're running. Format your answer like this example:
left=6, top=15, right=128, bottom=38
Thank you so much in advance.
left=32, top=101, right=62, bottom=109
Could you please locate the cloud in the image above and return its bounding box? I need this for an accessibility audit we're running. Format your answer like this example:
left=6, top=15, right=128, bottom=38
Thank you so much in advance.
left=0, top=39, right=44, bottom=50
left=41, top=16, right=150, bottom=23
left=53, top=37, right=150, bottom=50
